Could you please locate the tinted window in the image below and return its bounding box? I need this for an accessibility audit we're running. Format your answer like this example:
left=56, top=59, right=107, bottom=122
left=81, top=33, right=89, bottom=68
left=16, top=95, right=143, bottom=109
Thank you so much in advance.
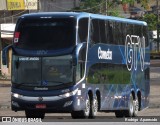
left=78, top=18, right=89, bottom=42
left=107, top=21, right=114, bottom=44
left=88, top=63, right=130, bottom=84
left=15, top=18, right=76, bottom=50
left=99, top=20, right=107, bottom=43
left=143, top=26, right=149, bottom=47
left=121, top=23, right=127, bottom=45
left=127, top=24, right=133, bottom=36
left=115, top=22, right=123, bottom=45
left=90, top=19, right=100, bottom=44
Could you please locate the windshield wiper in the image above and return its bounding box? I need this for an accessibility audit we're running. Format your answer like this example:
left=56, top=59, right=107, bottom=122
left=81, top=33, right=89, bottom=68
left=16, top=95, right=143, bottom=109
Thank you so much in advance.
left=14, top=81, right=72, bottom=87
left=14, top=83, right=35, bottom=87
left=42, top=81, right=72, bottom=86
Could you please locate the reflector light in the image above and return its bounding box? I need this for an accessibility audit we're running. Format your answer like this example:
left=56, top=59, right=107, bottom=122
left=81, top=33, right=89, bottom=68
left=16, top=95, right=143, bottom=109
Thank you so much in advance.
left=14, top=32, right=20, bottom=38
left=14, top=32, right=20, bottom=43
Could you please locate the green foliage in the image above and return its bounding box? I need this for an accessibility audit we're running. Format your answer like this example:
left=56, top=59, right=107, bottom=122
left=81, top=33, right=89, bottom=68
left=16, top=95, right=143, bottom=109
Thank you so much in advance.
left=88, top=68, right=130, bottom=84
left=72, top=0, right=149, bottom=17
left=141, top=13, right=157, bottom=31
left=73, top=0, right=104, bottom=13
left=121, top=0, right=134, bottom=4
left=72, top=0, right=123, bottom=16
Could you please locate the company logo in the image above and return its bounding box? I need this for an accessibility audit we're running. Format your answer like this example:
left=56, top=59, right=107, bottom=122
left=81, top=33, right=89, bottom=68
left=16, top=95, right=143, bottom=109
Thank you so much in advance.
left=125, top=35, right=145, bottom=71
left=37, top=50, right=48, bottom=55
left=38, top=97, right=43, bottom=102
left=98, top=47, right=112, bottom=60
left=34, top=87, right=48, bottom=90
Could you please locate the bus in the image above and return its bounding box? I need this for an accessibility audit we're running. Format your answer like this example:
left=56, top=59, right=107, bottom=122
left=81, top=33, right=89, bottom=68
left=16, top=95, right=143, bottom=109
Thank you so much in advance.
left=3, top=12, right=150, bottom=119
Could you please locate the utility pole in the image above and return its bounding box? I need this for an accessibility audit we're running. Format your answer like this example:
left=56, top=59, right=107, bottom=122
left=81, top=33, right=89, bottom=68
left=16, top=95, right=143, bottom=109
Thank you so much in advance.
left=106, top=0, right=109, bottom=15
left=157, top=0, right=159, bottom=52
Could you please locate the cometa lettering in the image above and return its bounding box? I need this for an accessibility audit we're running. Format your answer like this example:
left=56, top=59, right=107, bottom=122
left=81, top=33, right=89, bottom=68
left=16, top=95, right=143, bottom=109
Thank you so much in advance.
left=98, top=47, right=112, bottom=60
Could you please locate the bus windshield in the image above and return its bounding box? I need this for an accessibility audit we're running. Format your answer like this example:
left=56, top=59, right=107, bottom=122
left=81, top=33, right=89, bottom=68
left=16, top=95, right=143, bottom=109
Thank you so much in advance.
left=12, top=55, right=73, bottom=87
left=15, top=18, right=76, bottom=50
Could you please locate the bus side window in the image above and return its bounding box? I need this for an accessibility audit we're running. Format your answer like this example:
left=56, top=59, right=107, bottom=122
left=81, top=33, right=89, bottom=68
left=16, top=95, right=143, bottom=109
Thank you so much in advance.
left=115, top=22, right=120, bottom=44
left=122, top=23, right=127, bottom=45
left=143, top=26, right=149, bottom=47
left=134, top=25, right=142, bottom=38
left=127, top=24, right=133, bottom=36
left=78, top=18, right=89, bottom=43
left=76, top=61, right=85, bottom=82
left=90, top=19, right=100, bottom=45
left=107, top=21, right=113, bottom=44
left=99, top=20, right=107, bottom=44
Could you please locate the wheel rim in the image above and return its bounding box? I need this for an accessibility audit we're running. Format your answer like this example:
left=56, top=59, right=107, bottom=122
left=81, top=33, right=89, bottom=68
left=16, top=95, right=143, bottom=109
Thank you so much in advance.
left=130, top=101, right=134, bottom=115
left=84, top=99, right=90, bottom=116
left=129, top=95, right=134, bottom=116
left=133, top=100, right=139, bottom=116
left=92, top=99, right=98, bottom=116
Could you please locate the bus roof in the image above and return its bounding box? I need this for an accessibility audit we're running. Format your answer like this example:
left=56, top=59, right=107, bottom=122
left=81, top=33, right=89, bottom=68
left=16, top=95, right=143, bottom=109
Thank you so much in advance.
left=20, top=12, right=147, bottom=26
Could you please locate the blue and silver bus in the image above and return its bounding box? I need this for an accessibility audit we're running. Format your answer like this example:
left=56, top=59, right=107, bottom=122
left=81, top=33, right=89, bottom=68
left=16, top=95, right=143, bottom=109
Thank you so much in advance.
left=3, top=12, right=150, bottom=118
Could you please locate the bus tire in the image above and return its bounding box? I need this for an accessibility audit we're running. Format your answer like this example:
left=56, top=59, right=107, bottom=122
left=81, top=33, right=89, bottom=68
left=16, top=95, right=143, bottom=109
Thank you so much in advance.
left=89, top=96, right=98, bottom=118
left=124, top=94, right=134, bottom=117
left=25, top=110, right=45, bottom=119
left=133, top=99, right=139, bottom=117
left=71, top=111, right=81, bottom=119
left=115, top=110, right=124, bottom=118
left=81, top=94, right=91, bottom=118
left=71, top=94, right=90, bottom=119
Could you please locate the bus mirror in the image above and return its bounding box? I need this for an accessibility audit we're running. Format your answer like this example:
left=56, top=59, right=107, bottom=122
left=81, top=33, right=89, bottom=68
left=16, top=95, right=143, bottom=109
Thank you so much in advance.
left=2, top=45, right=12, bottom=67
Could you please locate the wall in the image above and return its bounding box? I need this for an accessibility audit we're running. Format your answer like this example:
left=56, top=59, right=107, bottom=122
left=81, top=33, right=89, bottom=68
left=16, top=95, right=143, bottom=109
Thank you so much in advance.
left=39, top=0, right=79, bottom=12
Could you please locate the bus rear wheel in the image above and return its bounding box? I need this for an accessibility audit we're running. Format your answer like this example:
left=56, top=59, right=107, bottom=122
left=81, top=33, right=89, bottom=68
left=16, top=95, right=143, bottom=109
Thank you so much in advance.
left=124, top=94, right=134, bottom=117
left=89, top=96, right=98, bottom=118
left=115, top=110, right=124, bottom=118
left=133, top=99, right=139, bottom=117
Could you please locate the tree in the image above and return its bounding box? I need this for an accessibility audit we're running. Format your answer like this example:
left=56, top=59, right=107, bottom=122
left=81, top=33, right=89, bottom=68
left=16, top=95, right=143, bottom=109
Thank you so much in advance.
left=72, top=0, right=149, bottom=17
left=73, top=0, right=135, bottom=16
left=141, top=13, right=157, bottom=31
left=72, top=0, right=103, bottom=14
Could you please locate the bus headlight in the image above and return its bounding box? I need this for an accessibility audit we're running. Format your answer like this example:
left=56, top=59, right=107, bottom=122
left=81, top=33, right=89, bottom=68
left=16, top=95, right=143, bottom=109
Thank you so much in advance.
left=12, top=93, right=22, bottom=99
left=60, top=88, right=78, bottom=98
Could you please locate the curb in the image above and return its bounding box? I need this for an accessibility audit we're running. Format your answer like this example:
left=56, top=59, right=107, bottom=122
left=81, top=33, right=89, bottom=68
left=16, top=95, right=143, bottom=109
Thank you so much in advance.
left=0, top=105, right=11, bottom=109
left=0, top=79, right=11, bottom=87
left=0, top=84, right=11, bottom=87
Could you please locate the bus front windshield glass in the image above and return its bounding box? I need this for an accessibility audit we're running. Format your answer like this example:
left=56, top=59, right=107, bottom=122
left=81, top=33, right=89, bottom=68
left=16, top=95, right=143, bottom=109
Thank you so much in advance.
left=12, top=55, right=73, bottom=87
left=16, top=18, right=76, bottom=50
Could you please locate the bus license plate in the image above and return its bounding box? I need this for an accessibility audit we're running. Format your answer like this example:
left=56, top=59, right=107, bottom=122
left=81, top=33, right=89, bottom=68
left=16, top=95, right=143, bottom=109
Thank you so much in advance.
left=36, top=104, right=46, bottom=109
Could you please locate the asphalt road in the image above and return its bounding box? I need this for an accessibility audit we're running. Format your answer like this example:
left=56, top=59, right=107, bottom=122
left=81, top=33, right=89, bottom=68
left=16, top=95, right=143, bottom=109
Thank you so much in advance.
left=0, top=65, right=160, bottom=123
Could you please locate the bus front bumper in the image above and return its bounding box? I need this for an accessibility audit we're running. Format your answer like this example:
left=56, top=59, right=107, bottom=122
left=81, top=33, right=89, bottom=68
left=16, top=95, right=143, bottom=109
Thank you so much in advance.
left=11, top=91, right=82, bottom=113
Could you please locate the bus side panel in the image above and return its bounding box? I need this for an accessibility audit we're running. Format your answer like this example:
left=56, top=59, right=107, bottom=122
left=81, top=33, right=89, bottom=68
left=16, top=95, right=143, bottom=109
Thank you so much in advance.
left=86, top=42, right=150, bottom=111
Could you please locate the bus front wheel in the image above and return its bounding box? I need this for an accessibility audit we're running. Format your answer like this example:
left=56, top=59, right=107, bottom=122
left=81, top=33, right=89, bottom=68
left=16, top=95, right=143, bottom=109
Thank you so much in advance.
left=71, top=94, right=91, bottom=119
